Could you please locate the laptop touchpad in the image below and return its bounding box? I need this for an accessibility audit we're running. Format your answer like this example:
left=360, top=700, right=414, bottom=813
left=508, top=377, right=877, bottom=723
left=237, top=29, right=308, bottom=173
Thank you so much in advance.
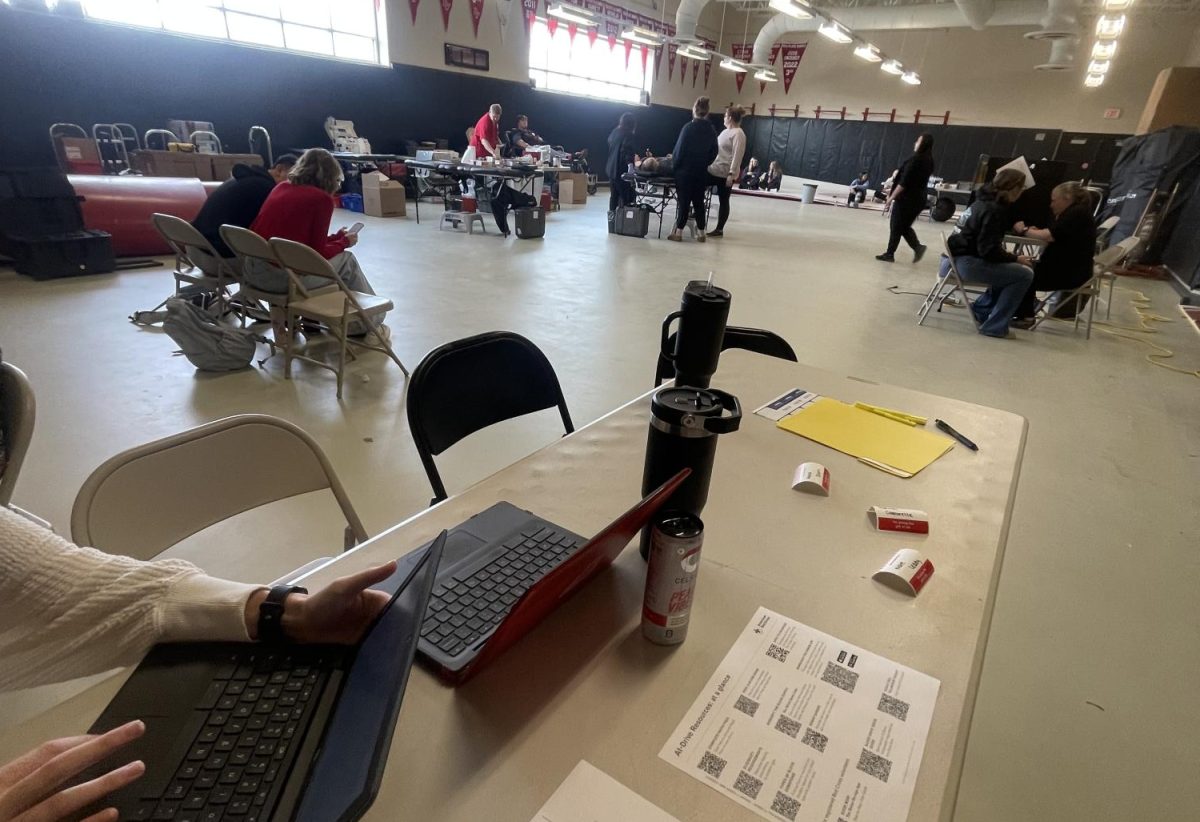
left=442, top=529, right=486, bottom=568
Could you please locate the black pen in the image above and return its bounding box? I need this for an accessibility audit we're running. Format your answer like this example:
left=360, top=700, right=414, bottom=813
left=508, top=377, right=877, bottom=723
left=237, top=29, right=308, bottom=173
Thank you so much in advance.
left=935, top=419, right=978, bottom=451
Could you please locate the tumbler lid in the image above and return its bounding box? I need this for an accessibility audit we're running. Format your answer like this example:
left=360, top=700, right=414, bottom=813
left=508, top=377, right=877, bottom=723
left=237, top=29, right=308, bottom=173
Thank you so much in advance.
left=650, top=387, right=742, bottom=435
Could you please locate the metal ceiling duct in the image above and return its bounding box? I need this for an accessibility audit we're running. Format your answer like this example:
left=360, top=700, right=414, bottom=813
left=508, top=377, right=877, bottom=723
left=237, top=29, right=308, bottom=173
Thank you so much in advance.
left=1025, top=0, right=1081, bottom=40
left=954, top=0, right=997, bottom=30
left=674, top=0, right=712, bottom=43
left=1035, top=36, right=1078, bottom=70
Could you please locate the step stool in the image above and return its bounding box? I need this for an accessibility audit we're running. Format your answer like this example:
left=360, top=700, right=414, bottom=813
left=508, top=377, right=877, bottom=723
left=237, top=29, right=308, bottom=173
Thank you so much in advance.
left=439, top=211, right=486, bottom=234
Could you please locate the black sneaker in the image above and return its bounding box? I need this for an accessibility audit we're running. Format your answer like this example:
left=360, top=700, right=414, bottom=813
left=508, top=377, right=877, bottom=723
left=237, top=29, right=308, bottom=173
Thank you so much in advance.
left=875, top=253, right=895, bottom=262
left=708, top=229, right=724, bottom=237
left=913, top=244, right=928, bottom=263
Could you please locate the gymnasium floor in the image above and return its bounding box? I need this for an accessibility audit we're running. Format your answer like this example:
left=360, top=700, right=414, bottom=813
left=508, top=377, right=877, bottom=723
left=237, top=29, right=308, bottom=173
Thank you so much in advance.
left=1, top=193, right=1197, bottom=821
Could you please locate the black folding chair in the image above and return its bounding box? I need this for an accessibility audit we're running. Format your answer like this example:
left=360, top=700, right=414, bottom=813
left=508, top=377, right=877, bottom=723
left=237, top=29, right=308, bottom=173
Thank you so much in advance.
left=654, top=326, right=798, bottom=386
left=407, top=331, right=574, bottom=504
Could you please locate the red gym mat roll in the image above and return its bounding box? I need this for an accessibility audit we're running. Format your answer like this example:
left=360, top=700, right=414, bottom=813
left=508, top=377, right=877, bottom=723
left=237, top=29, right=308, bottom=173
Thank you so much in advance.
left=68, top=175, right=209, bottom=257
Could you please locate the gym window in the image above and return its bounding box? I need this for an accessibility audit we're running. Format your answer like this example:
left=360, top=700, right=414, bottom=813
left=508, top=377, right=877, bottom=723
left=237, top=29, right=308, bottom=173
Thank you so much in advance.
left=76, top=0, right=388, bottom=65
left=528, top=18, right=652, bottom=106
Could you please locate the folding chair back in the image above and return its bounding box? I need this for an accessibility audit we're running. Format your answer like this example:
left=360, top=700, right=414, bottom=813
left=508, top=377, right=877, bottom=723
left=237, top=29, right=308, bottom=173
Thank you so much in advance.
left=0, top=362, right=35, bottom=507
left=71, top=414, right=368, bottom=560
left=917, top=233, right=983, bottom=328
left=655, top=326, right=797, bottom=386
left=219, top=223, right=276, bottom=267
left=1095, top=215, right=1119, bottom=250
left=152, top=213, right=226, bottom=274
left=408, top=332, right=573, bottom=503
left=267, top=237, right=341, bottom=300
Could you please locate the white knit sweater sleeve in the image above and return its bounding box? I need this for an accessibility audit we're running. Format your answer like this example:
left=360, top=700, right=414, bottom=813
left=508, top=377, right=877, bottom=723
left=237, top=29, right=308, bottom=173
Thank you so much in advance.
left=730, top=129, right=747, bottom=180
left=0, top=506, right=260, bottom=692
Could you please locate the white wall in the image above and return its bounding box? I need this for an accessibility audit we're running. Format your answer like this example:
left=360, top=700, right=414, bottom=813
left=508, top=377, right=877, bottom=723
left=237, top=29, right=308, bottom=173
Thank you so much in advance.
left=707, top=12, right=1199, bottom=134
left=386, top=1, right=1198, bottom=133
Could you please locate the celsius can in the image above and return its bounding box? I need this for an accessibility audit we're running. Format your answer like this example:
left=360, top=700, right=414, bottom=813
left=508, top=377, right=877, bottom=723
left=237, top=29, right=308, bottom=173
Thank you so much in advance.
left=642, top=513, right=704, bottom=645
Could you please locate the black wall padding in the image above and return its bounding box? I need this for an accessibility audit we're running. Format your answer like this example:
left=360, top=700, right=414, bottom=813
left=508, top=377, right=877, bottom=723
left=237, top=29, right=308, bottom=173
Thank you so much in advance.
left=740, top=116, right=1101, bottom=188
left=1161, top=175, right=1200, bottom=290
left=0, top=8, right=692, bottom=178
left=1103, top=127, right=1200, bottom=258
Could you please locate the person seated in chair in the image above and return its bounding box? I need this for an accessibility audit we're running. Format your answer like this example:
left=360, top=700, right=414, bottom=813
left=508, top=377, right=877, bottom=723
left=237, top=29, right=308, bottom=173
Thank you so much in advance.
left=248, top=148, right=387, bottom=338
left=762, top=161, right=783, bottom=192
left=1011, top=181, right=1098, bottom=326
left=739, top=158, right=761, bottom=190
left=507, top=115, right=544, bottom=157
left=847, top=171, right=870, bottom=207
left=190, top=154, right=297, bottom=269
left=0, top=504, right=397, bottom=822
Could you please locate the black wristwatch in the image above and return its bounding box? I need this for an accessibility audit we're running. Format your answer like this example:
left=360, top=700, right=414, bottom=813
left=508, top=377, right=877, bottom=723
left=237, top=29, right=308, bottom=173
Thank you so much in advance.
left=257, top=585, right=307, bottom=644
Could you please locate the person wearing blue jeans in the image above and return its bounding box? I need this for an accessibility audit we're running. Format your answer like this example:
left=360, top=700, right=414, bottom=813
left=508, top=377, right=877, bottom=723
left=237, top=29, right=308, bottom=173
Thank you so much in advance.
left=944, top=168, right=1031, bottom=338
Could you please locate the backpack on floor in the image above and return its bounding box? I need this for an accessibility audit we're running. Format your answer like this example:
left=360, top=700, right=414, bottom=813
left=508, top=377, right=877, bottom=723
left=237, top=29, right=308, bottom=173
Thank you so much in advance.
left=162, top=298, right=262, bottom=372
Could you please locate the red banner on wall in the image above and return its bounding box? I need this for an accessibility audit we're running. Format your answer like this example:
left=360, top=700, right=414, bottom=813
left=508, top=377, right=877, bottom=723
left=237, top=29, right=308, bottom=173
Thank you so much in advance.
left=624, top=39, right=633, bottom=68
left=780, top=43, right=807, bottom=94
left=703, top=39, right=714, bottom=88
left=692, top=59, right=700, bottom=87
left=653, top=42, right=663, bottom=77
left=521, top=0, right=537, bottom=33
left=469, top=0, right=484, bottom=37
left=679, top=54, right=688, bottom=85
left=760, top=44, right=780, bottom=94
left=603, top=16, right=620, bottom=50
left=588, top=28, right=598, bottom=47
left=641, top=45, right=648, bottom=73
left=440, top=0, right=453, bottom=31
left=667, top=42, right=677, bottom=81
left=546, top=17, right=558, bottom=36
left=408, top=0, right=420, bottom=24
left=731, top=43, right=752, bottom=93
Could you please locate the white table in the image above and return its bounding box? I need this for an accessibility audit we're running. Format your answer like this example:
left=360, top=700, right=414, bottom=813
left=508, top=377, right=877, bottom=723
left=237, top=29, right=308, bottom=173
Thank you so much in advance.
left=1, top=352, right=1026, bottom=822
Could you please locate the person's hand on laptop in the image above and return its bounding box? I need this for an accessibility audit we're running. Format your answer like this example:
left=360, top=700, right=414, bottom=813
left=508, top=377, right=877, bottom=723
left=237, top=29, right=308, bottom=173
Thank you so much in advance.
left=0, top=720, right=145, bottom=822
left=244, top=561, right=399, bottom=645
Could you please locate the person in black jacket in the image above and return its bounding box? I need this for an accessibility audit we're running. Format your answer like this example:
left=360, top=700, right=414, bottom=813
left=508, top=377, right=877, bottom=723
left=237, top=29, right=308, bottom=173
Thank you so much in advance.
left=606, top=112, right=639, bottom=215
left=668, top=97, right=719, bottom=242
left=1011, top=181, right=1098, bottom=324
left=190, top=155, right=297, bottom=267
left=943, top=168, right=1033, bottom=338
left=876, top=133, right=935, bottom=263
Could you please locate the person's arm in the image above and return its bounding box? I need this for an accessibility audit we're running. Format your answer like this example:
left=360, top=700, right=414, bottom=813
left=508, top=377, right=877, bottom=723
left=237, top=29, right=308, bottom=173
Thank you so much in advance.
left=978, top=209, right=1019, bottom=263
left=671, top=126, right=686, bottom=165
left=1024, top=227, right=1053, bottom=242
left=315, top=194, right=350, bottom=259
left=728, top=131, right=746, bottom=186
left=480, top=124, right=499, bottom=158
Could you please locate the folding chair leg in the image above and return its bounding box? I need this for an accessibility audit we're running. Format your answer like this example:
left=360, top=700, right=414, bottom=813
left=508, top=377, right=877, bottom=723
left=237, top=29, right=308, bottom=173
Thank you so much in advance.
left=283, top=308, right=295, bottom=380
left=917, top=279, right=948, bottom=326
left=335, top=319, right=348, bottom=399
left=1085, top=290, right=1097, bottom=340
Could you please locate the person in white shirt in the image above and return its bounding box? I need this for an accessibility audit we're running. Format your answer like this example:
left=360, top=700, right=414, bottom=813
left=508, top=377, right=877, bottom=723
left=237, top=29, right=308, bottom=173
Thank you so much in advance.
left=0, top=505, right=396, bottom=821
left=705, top=106, right=747, bottom=238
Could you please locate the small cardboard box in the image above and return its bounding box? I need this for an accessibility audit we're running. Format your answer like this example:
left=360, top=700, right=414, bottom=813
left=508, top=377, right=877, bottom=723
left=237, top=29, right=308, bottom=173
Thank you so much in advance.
left=558, top=171, right=587, bottom=204
left=131, top=150, right=209, bottom=179
left=56, top=137, right=100, bottom=167
left=361, top=171, right=406, bottom=217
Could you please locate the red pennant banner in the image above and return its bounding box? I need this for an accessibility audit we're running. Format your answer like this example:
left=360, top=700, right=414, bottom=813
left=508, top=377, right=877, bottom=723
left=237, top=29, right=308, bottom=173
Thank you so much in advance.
left=440, top=0, right=453, bottom=31
left=679, top=55, right=688, bottom=85
left=667, top=42, right=677, bottom=80
left=546, top=17, right=558, bottom=36
left=653, top=42, right=663, bottom=77
left=780, top=43, right=806, bottom=94
left=641, top=45, right=648, bottom=72
left=760, top=44, right=780, bottom=94
left=731, top=43, right=753, bottom=94
left=469, top=0, right=484, bottom=37
left=624, top=40, right=633, bottom=68
left=521, top=0, right=537, bottom=33
left=692, top=59, right=700, bottom=87
left=588, top=29, right=598, bottom=47
left=567, top=22, right=577, bottom=42
left=703, top=38, right=714, bottom=88
left=603, top=16, right=620, bottom=50
left=408, top=0, right=420, bottom=25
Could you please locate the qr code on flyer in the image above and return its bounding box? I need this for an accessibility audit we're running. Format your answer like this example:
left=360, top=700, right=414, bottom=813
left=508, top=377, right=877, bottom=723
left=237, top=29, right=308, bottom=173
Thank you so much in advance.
left=856, top=748, right=892, bottom=783
left=734, top=770, right=763, bottom=800
left=771, top=791, right=801, bottom=821
left=766, top=643, right=789, bottom=662
left=821, top=661, right=859, bottom=693
left=878, top=692, right=910, bottom=721
left=698, top=751, right=727, bottom=779
left=734, top=695, right=759, bottom=717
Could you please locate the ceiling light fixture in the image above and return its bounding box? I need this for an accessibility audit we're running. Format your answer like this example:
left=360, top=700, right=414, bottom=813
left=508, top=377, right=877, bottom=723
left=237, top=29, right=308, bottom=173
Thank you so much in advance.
left=547, top=4, right=596, bottom=26
left=754, top=68, right=779, bottom=82
left=1091, top=41, right=1116, bottom=60
left=853, top=43, right=882, bottom=62
left=880, top=58, right=903, bottom=75
left=1101, top=0, right=1131, bottom=10
left=719, top=57, right=749, bottom=73
left=1087, top=59, right=1112, bottom=74
left=901, top=71, right=921, bottom=85
left=768, top=0, right=812, bottom=19
left=817, top=20, right=853, bottom=44
left=1084, top=73, right=1105, bottom=87
left=678, top=44, right=711, bottom=61
left=621, top=27, right=663, bottom=47
left=1095, top=14, right=1125, bottom=39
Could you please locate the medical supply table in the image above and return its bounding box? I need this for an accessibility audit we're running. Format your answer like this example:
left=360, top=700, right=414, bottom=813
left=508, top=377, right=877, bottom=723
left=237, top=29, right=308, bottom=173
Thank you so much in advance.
left=403, top=159, right=551, bottom=224
left=1, top=351, right=1027, bottom=822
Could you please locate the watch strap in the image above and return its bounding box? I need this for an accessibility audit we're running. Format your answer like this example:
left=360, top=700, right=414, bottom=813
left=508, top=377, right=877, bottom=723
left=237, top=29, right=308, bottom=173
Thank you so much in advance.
left=257, top=585, right=307, bottom=644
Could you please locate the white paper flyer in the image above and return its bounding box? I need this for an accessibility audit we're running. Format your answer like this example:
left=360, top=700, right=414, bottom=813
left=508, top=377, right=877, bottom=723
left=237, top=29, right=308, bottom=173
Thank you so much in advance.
left=658, top=607, right=940, bottom=822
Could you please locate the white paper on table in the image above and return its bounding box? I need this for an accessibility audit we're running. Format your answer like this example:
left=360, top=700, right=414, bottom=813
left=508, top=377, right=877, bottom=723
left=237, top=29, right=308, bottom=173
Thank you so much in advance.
left=659, top=607, right=940, bottom=822
left=754, top=389, right=822, bottom=421
left=530, top=760, right=681, bottom=822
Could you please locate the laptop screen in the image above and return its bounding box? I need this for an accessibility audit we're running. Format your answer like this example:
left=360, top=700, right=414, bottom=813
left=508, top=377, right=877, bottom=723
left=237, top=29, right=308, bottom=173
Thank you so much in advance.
left=293, top=533, right=446, bottom=822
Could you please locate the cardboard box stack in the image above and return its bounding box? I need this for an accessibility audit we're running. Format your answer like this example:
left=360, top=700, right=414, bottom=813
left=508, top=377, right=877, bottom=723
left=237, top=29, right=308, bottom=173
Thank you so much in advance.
left=362, top=171, right=406, bottom=217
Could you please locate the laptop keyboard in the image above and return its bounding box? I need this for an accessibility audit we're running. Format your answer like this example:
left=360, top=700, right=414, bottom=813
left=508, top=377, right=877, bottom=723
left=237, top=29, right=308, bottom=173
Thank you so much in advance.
left=421, top=525, right=583, bottom=658
left=128, top=649, right=334, bottom=822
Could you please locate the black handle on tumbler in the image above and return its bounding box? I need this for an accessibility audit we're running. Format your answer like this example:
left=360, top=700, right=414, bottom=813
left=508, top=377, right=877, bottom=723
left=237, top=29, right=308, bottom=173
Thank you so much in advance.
left=660, top=310, right=683, bottom=364
left=702, top=390, right=743, bottom=435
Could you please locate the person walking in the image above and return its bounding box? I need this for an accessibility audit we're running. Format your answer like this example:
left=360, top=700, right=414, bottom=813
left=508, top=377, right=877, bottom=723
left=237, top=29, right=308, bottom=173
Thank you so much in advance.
left=605, top=112, right=638, bottom=216
left=705, top=106, right=746, bottom=238
left=876, top=133, right=935, bottom=263
left=668, top=97, right=718, bottom=243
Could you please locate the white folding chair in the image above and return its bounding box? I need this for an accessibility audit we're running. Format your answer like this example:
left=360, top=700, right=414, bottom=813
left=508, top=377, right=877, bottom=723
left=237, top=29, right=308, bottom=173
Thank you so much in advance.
left=268, top=238, right=408, bottom=398
left=917, top=232, right=985, bottom=330
left=1032, top=237, right=1140, bottom=338
left=71, top=414, right=368, bottom=560
left=1095, top=215, right=1119, bottom=252
left=150, top=213, right=239, bottom=319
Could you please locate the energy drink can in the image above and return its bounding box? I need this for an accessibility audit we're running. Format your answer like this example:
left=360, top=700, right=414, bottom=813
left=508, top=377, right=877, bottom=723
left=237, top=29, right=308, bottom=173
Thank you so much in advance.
left=642, top=513, right=704, bottom=645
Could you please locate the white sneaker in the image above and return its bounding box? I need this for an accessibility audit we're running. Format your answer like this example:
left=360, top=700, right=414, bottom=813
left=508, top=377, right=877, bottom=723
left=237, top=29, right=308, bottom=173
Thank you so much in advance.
left=363, top=323, right=391, bottom=346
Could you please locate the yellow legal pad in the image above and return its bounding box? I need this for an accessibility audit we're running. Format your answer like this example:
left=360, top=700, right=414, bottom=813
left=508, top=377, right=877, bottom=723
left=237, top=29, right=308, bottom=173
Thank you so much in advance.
left=777, top=397, right=954, bottom=477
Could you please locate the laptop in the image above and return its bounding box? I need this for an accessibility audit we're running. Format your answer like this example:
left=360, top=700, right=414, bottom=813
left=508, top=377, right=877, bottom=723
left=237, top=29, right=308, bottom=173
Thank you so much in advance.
left=417, top=469, right=689, bottom=684
left=75, top=533, right=446, bottom=822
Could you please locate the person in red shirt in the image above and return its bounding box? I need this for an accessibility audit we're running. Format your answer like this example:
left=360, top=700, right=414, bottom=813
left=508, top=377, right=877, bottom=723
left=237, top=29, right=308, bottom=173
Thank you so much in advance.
left=470, top=104, right=503, bottom=160
left=246, top=148, right=386, bottom=337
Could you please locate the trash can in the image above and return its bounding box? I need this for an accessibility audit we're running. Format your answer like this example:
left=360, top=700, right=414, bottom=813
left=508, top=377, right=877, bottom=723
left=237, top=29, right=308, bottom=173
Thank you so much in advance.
left=800, top=183, right=817, bottom=204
